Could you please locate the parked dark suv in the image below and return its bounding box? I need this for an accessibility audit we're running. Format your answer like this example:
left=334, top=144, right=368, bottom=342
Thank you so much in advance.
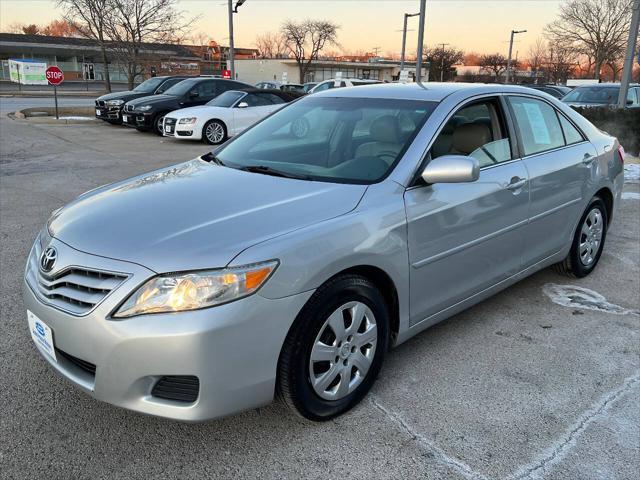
left=95, top=76, right=190, bottom=124
left=122, top=78, right=251, bottom=134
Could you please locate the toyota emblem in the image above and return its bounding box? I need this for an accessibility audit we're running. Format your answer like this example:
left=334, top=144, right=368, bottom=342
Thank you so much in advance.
left=40, top=246, right=58, bottom=273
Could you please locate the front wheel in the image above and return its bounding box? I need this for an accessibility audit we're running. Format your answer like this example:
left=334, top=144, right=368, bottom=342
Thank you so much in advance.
left=553, top=196, right=608, bottom=278
left=153, top=114, right=166, bottom=136
left=277, top=275, right=389, bottom=421
left=202, top=120, right=227, bottom=145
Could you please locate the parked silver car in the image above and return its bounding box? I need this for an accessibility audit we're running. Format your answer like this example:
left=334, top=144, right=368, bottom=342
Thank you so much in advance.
left=24, top=83, right=624, bottom=421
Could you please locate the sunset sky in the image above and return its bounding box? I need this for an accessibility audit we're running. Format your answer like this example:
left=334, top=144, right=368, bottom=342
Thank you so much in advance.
left=0, top=0, right=564, bottom=57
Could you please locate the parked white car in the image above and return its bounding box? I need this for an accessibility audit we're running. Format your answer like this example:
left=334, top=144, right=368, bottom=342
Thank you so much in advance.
left=309, top=78, right=382, bottom=94
left=162, top=89, right=298, bottom=144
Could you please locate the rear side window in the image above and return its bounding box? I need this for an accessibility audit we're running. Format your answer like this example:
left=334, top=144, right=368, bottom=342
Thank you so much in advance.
left=508, top=97, right=565, bottom=156
left=558, top=115, right=584, bottom=145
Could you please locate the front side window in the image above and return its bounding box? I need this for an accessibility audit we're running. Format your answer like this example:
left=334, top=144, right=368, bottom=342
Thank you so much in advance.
left=163, top=78, right=199, bottom=96
left=133, top=76, right=166, bottom=93
left=430, top=100, right=512, bottom=168
left=216, top=97, right=437, bottom=184
left=156, top=78, right=184, bottom=93
left=508, top=97, right=565, bottom=156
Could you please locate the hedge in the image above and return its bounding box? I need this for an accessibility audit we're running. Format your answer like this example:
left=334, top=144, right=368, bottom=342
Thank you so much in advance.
left=572, top=107, right=640, bottom=155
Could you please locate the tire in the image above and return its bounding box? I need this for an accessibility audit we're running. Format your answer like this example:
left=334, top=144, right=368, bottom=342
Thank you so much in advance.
left=153, top=113, right=167, bottom=136
left=202, top=120, right=227, bottom=145
left=553, top=196, right=608, bottom=278
left=277, top=274, right=389, bottom=421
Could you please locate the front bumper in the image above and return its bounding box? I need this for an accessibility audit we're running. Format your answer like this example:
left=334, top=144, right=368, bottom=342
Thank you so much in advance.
left=95, top=104, right=122, bottom=121
left=122, top=110, right=153, bottom=129
left=23, top=237, right=313, bottom=421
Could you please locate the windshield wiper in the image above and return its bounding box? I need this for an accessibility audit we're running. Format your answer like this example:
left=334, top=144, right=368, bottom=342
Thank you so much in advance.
left=239, top=165, right=311, bottom=180
left=200, top=152, right=226, bottom=166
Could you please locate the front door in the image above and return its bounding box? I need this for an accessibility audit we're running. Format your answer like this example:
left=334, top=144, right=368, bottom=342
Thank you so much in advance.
left=405, top=97, right=530, bottom=325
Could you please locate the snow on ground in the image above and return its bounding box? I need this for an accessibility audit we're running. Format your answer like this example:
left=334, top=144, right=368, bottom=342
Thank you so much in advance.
left=621, top=192, right=640, bottom=200
left=58, top=116, right=93, bottom=121
left=624, top=163, right=640, bottom=182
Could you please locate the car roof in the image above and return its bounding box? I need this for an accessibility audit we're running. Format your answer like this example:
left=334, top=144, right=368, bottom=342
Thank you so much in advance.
left=572, top=83, right=640, bottom=88
left=311, top=82, right=559, bottom=102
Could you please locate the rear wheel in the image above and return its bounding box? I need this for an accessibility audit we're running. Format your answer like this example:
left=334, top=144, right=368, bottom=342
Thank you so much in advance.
left=202, top=120, right=227, bottom=145
left=553, top=196, right=608, bottom=278
left=277, top=275, right=389, bottom=421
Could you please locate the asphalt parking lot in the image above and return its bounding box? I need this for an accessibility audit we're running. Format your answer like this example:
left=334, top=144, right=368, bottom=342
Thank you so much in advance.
left=1, top=99, right=638, bottom=480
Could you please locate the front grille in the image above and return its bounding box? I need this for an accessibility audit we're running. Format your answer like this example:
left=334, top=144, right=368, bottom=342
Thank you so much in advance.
left=152, top=376, right=199, bottom=403
left=163, top=117, right=176, bottom=135
left=26, top=238, right=128, bottom=316
left=56, top=348, right=96, bottom=376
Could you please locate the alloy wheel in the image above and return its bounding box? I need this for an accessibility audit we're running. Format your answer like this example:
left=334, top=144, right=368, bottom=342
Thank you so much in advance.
left=579, top=208, right=604, bottom=266
left=309, top=301, right=377, bottom=401
left=205, top=122, right=225, bottom=144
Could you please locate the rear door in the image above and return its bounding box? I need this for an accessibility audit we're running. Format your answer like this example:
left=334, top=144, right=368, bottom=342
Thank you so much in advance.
left=506, top=95, right=596, bottom=267
left=405, top=96, right=530, bottom=325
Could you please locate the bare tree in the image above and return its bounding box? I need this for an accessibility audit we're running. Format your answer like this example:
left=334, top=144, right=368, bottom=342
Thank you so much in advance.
left=527, top=37, right=547, bottom=80
left=479, top=53, right=509, bottom=80
left=255, top=31, right=288, bottom=59
left=281, top=19, right=339, bottom=82
left=58, top=0, right=114, bottom=91
left=41, top=19, right=80, bottom=37
left=545, top=38, right=579, bottom=84
left=424, top=45, right=465, bottom=82
left=190, top=32, right=211, bottom=59
left=545, top=0, right=632, bottom=80
left=22, top=24, right=40, bottom=35
left=105, top=0, right=196, bottom=89
left=5, top=22, right=27, bottom=34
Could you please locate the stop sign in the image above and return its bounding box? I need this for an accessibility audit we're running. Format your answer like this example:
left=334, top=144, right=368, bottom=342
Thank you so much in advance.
left=46, top=66, right=64, bottom=85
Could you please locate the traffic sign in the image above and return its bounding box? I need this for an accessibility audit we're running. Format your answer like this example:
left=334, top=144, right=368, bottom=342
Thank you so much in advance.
left=45, top=66, right=64, bottom=85
left=222, top=69, right=232, bottom=79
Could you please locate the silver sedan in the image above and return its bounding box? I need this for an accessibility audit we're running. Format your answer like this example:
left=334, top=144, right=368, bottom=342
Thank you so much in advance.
left=24, top=83, right=624, bottom=421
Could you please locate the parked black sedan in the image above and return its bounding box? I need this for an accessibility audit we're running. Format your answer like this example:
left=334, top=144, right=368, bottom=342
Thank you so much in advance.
left=122, top=77, right=251, bottom=134
left=523, top=84, right=572, bottom=99
left=95, top=76, right=190, bottom=124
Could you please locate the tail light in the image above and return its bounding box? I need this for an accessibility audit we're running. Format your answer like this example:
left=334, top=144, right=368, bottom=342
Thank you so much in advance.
left=617, top=145, right=625, bottom=165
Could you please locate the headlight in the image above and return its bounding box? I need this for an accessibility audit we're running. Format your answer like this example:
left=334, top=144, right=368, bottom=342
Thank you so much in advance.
left=139, top=105, right=152, bottom=111
left=178, top=117, right=197, bottom=125
left=106, top=99, right=124, bottom=106
left=113, top=260, right=278, bottom=318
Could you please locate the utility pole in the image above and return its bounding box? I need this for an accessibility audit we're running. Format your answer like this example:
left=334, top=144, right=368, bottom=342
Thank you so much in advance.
left=415, top=0, right=427, bottom=83
left=618, top=0, right=640, bottom=108
left=372, top=46, right=381, bottom=57
left=400, top=12, right=420, bottom=72
left=439, top=42, right=450, bottom=82
left=227, top=0, right=246, bottom=79
left=506, top=29, right=526, bottom=84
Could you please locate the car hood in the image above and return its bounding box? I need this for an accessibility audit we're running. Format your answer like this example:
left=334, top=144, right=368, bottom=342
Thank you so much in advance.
left=127, top=94, right=177, bottom=108
left=166, top=105, right=226, bottom=118
left=49, top=159, right=367, bottom=273
left=97, top=90, right=142, bottom=102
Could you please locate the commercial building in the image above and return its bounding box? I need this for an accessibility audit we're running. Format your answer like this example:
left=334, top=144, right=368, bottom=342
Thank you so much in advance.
left=234, top=58, right=417, bottom=84
left=0, top=33, right=259, bottom=83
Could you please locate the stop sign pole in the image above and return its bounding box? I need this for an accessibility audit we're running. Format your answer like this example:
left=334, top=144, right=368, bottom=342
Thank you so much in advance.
left=45, top=66, right=64, bottom=119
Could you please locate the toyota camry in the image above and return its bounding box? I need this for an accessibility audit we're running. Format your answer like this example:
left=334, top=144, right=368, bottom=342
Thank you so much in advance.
left=24, top=83, right=623, bottom=421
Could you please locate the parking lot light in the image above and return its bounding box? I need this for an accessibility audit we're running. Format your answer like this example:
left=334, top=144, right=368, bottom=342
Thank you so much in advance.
left=506, top=29, right=526, bottom=84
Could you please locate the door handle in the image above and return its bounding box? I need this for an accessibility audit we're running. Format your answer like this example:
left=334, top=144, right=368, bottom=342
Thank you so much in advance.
left=506, top=177, right=527, bottom=191
left=582, top=153, right=596, bottom=164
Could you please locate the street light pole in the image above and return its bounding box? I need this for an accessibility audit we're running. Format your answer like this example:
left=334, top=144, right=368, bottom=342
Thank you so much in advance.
left=415, top=0, right=427, bottom=83
left=227, top=0, right=247, bottom=79
left=400, top=12, right=420, bottom=72
left=439, top=42, right=450, bottom=82
left=618, top=0, right=640, bottom=108
left=506, top=29, right=526, bottom=84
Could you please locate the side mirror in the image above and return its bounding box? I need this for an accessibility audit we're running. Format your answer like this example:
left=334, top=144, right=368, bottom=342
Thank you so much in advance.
left=189, top=91, right=199, bottom=98
left=421, top=155, right=480, bottom=184
left=237, top=101, right=249, bottom=108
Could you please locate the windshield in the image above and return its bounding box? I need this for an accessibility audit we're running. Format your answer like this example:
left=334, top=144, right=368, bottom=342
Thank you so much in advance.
left=163, top=78, right=199, bottom=96
left=562, top=86, right=619, bottom=104
left=216, top=97, right=436, bottom=184
left=207, top=91, right=245, bottom=107
left=133, top=77, right=166, bottom=93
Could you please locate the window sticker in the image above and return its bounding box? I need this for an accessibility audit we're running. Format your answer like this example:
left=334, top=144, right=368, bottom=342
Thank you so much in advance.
left=522, top=102, right=551, bottom=145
